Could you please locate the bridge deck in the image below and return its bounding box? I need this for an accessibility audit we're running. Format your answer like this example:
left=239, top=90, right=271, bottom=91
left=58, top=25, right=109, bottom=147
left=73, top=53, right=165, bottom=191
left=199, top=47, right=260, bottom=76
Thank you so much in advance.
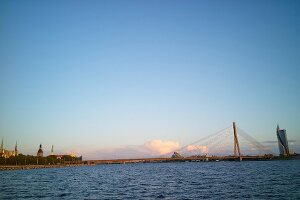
left=86, top=155, right=273, bottom=164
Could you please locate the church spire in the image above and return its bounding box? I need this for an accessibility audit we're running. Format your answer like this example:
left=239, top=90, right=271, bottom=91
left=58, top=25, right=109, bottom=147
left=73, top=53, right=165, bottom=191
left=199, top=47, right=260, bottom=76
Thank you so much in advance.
left=51, top=145, right=54, bottom=155
left=0, top=138, right=4, bottom=155
left=14, top=141, right=18, bottom=156
left=37, top=144, right=43, bottom=157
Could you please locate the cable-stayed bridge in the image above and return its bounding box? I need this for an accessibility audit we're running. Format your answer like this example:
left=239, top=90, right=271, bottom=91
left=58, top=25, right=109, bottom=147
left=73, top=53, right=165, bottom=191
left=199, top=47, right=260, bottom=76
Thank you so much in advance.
left=87, top=122, right=274, bottom=164
left=165, top=122, right=273, bottom=159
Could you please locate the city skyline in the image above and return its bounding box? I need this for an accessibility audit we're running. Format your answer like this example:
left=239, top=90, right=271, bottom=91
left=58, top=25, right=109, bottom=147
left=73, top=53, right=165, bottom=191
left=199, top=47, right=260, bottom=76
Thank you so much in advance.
left=1, top=1, right=300, bottom=159
left=1, top=123, right=299, bottom=159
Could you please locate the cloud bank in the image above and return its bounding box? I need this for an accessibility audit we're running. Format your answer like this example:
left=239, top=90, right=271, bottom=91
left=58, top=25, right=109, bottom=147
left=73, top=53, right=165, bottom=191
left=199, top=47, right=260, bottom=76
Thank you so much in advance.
left=186, top=145, right=208, bottom=154
left=144, top=140, right=180, bottom=155
left=85, top=140, right=180, bottom=160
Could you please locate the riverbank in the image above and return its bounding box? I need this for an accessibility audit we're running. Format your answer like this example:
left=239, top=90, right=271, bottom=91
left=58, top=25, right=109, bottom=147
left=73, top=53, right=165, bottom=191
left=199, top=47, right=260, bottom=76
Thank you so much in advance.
left=0, top=164, right=92, bottom=171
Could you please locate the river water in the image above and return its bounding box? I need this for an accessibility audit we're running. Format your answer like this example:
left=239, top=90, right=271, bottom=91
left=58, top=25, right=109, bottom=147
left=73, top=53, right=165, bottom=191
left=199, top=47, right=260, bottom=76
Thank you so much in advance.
left=0, top=160, right=299, bottom=199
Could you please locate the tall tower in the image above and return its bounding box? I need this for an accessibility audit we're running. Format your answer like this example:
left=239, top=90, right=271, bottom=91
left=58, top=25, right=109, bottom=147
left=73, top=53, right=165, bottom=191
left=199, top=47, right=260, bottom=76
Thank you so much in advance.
left=233, top=122, right=242, bottom=160
left=1, top=138, right=3, bottom=150
left=51, top=145, right=54, bottom=156
left=276, top=125, right=289, bottom=156
left=14, top=141, right=18, bottom=156
left=0, top=138, right=4, bottom=156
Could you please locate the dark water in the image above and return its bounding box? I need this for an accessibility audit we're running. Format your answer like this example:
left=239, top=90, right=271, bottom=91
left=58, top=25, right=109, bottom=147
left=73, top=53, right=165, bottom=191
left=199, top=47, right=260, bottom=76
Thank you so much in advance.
left=1, top=160, right=299, bottom=199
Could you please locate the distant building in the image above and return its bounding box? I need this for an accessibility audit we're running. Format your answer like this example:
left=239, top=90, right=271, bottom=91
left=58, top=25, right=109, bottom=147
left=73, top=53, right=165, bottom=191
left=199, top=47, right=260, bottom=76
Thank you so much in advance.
left=37, top=144, right=43, bottom=157
left=52, top=154, right=81, bottom=159
left=276, top=125, right=289, bottom=156
left=50, top=154, right=83, bottom=164
left=171, top=152, right=184, bottom=158
left=48, top=145, right=82, bottom=161
left=0, top=139, right=19, bottom=158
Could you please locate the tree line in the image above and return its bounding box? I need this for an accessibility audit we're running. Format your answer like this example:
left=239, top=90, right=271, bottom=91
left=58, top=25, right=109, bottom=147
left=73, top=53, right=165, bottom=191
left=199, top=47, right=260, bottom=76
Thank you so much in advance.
left=0, top=154, right=82, bottom=165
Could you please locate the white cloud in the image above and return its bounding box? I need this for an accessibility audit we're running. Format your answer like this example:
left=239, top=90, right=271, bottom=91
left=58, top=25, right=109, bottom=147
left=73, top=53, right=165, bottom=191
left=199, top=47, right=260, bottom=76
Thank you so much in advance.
left=186, top=145, right=208, bottom=154
left=144, top=140, right=180, bottom=155
left=83, top=139, right=181, bottom=160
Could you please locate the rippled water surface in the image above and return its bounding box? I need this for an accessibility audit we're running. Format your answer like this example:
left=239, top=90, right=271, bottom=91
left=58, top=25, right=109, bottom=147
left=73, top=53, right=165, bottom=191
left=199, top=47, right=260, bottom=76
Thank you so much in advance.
left=1, top=160, right=299, bottom=199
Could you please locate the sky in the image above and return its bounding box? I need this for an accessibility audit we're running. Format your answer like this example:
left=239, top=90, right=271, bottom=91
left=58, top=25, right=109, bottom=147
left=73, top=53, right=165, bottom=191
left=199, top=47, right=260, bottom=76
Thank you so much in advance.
left=1, top=0, right=300, bottom=159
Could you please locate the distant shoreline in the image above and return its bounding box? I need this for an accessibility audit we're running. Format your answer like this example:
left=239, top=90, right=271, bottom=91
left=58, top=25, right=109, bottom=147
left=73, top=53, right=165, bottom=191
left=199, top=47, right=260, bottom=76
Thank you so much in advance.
left=1, top=154, right=299, bottom=171
left=0, top=164, right=91, bottom=171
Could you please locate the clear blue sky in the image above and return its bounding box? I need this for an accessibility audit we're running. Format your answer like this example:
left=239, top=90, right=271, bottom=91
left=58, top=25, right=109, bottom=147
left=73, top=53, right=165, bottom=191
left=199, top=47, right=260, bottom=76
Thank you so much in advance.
left=1, top=0, right=299, bottom=158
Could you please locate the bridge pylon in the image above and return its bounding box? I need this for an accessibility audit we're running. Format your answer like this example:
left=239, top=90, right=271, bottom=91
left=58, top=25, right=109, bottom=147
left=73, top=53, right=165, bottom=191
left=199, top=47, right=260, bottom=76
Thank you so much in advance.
left=233, top=122, right=242, bottom=161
